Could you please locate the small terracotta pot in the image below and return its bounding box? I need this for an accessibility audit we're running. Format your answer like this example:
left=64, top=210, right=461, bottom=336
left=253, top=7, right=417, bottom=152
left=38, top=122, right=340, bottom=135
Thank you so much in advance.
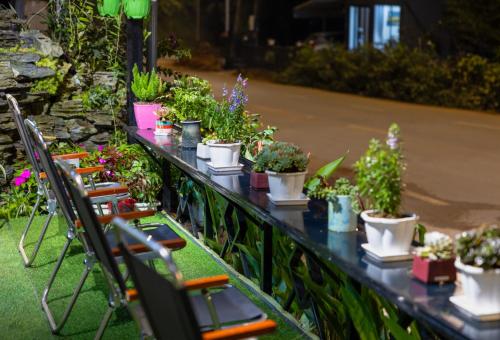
left=250, top=171, right=269, bottom=190
left=412, top=256, right=456, bottom=284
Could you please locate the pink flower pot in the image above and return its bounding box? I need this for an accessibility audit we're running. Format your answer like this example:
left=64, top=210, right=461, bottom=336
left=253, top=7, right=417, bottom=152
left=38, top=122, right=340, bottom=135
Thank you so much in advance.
left=250, top=171, right=269, bottom=190
left=134, top=102, right=161, bottom=130
left=412, top=255, right=456, bottom=284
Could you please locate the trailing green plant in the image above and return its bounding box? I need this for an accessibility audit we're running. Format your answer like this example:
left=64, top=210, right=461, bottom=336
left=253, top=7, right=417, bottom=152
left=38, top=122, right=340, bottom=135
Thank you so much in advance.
left=455, top=225, right=499, bottom=270
left=131, top=65, right=166, bottom=102
left=46, top=0, right=125, bottom=72
left=415, top=232, right=454, bottom=260
left=253, top=142, right=309, bottom=173
left=30, top=57, right=71, bottom=96
left=354, top=123, right=404, bottom=217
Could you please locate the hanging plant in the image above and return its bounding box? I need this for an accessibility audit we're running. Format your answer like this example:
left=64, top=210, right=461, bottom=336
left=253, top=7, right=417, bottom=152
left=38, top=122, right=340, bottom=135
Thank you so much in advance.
left=97, top=0, right=121, bottom=17
left=123, top=0, right=150, bottom=19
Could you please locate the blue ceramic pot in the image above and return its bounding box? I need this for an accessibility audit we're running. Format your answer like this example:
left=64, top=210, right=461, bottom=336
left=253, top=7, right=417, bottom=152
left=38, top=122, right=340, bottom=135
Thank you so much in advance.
left=328, top=195, right=357, bottom=232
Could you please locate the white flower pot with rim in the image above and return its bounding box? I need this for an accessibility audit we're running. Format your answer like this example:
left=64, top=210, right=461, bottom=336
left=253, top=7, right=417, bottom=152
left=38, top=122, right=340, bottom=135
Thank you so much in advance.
left=361, top=210, right=418, bottom=255
left=196, top=143, right=211, bottom=159
left=266, top=171, right=307, bottom=200
left=208, top=142, right=241, bottom=167
left=455, top=259, right=500, bottom=312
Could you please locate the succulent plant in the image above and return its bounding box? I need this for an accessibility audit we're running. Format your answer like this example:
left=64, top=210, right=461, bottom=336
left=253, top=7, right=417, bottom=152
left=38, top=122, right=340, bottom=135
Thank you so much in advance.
left=307, top=177, right=360, bottom=213
left=253, top=142, right=309, bottom=173
left=455, top=225, right=499, bottom=270
left=415, top=232, right=454, bottom=260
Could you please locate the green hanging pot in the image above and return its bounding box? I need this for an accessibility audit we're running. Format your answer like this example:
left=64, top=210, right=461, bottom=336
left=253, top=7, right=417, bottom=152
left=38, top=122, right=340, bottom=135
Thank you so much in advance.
left=124, top=0, right=150, bottom=19
left=97, top=0, right=121, bottom=17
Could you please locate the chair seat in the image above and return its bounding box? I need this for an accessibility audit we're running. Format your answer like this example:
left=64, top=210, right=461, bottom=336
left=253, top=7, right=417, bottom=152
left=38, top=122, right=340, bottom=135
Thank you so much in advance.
left=86, top=182, right=129, bottom=205
left=106, top=223, right=186, bottom=256
left=190, top=285, right=266, bottom=331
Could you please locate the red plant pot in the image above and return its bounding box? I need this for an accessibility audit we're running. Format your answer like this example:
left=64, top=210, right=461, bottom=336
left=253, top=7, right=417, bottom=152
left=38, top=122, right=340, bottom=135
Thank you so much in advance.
left=412, top=255, right=456, bottom=284
left=107, top=198, right=137, bottom=213
left=250, top=171, right=269, bottom=190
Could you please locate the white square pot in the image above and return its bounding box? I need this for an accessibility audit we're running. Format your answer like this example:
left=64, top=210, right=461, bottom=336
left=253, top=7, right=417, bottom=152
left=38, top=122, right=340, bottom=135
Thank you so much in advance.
left=266, top=171, right=307, bottom=200
left=455, top=260, right=500, bottom=311
left=208, top=142, right=241, bottom=167
left=361, top=210, right=417, bottom=255
left=196, top=143, right=211, bottom=159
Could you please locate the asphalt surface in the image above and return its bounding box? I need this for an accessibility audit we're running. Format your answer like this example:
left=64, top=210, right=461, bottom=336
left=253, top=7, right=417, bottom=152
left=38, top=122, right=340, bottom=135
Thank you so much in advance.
left=178, top=68, right=500, bottom=236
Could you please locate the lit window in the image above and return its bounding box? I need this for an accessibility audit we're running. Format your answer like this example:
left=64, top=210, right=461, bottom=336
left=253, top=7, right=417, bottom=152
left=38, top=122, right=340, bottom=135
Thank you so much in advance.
left=373, top=5, right=401, bottom=49
left=348, top=6, right=371, bottom=50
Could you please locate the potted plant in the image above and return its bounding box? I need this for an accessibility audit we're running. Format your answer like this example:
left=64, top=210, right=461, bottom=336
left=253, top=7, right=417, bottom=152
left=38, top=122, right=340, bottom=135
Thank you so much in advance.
left=131, top=65, right=166, bottom=130
left=254, top=142, right=309, bottom=200
left=154, top=106, right=174, bottom=136
left=412, top=232, right=456, bottom=283
left=251, top=147, right=269, bottom=190
left=98, top=0, right=121, bottom=16
left=208, top=75, right=250, bottom=167
left=123, top=0, right=150, bottom=19
left=197, top=134, right=215, bottom=160
left=452, top=226, right=499, bottom=313
left=354, top=123, right=418, bottom=255
left=308, top=178, right=360, bottom=232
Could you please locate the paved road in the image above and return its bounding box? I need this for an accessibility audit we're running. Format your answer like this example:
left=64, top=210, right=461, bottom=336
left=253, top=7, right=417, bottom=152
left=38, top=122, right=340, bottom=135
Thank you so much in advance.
left=179, top=68, right=500, bottom=235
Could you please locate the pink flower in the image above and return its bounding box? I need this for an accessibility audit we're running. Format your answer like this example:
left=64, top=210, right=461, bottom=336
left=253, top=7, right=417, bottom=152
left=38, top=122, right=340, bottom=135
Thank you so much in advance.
left=97, top=145, right=105, bottom=152
left=34, top=151, right=40, bottom=160
left=20, top=169, right=31, bottom=179
left=14, top=176, right=27, bottom=186
left=98, top=158, right=107, bottom=164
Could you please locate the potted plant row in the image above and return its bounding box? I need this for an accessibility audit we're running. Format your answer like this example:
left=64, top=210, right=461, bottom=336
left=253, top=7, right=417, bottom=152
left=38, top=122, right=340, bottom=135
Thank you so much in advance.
left=355, top=124, right=418, bottom=258
left=253, top=142, right=309, bottom=202
left=131, top=65, right=166, bottom=130
left=412, top=232, right=456, bottom=283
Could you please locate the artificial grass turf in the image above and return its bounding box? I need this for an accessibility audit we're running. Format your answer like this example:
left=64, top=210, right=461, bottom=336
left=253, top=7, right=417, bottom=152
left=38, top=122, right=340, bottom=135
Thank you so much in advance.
left=0, top=214, right=306, bottom=340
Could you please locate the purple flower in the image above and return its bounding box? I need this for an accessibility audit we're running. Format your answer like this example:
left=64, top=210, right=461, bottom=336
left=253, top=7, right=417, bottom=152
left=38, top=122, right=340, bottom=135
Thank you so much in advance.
left=14, top=176, right=27, bottom=186
left=97, top=145, right=105, bottom=152
left=34, top=151, right=40, bottom=160
left=98, top=158, right=107, bottom=164
left=20, top=169, right=31, bottom=179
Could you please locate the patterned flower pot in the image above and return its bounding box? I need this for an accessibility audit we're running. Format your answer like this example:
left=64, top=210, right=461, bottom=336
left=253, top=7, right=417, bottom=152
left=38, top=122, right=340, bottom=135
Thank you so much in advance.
left=181, top=121, right=201, bottom=149
left=155, top=120, right=173, bottom=135
left=328, top=195, right=357, bottom=232
left=412, top=256, right=456, bottom=284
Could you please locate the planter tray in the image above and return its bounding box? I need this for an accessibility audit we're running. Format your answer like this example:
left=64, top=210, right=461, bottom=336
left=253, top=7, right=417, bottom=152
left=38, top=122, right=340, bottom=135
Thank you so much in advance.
left=267, top=193, right=310, bottom=206
left=362, top=243, right=413, bottom=263
left=207, top=162, right=244, bottom=173
left=450, top=295, right=500, bottom=322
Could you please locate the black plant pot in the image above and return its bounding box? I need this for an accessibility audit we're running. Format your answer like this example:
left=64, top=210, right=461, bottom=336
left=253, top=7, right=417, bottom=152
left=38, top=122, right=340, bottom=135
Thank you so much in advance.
left=181, top=120, right=201, bottom=149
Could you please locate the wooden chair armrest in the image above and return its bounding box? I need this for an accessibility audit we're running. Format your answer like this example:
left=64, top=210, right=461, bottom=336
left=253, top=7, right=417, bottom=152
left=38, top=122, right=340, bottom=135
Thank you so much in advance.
left=126, top=289, right=139, bottom=302
left=53, top=152, right=89, bottom=160
left=87, top=186, right=128, bottom=198
left=75, top=210, right=155, bottom=228
left=75, top=165, right=105, bottom=175
left=202, top=320, right=277, bottom=340
left=183, top=275, right=230, bottom=291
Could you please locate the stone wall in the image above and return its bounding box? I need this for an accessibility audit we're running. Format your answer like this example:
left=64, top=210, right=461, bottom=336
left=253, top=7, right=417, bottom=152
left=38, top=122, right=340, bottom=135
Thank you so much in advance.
left=0, top=9, right=116, bottom=171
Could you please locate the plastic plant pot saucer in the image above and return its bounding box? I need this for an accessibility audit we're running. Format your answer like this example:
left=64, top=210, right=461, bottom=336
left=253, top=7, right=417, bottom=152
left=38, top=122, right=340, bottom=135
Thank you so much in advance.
left=361, top=243, right=414, bottom=263
left=266, top=193, right=310, bottom=206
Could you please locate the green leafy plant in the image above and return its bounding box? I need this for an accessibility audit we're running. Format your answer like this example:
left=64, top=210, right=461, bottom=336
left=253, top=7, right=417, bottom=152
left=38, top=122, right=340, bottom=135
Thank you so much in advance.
left=308, top=178, right=360, bottom=213
left=304, top=154, right=346, bottom=193
left=30, top=57, right=71, bottom=96
left=77, top=84, right=122, bottom=110
left=415, top=232, right=454, bottom=260
left=455, top=225, right=499, bottom=270
left=131, top=65, right=166, bottom=102
left=244, top=126, right=277, bottom=162
left=354, top=123, right=404, bottom=217
left=253, top=142, right=309, bottom=173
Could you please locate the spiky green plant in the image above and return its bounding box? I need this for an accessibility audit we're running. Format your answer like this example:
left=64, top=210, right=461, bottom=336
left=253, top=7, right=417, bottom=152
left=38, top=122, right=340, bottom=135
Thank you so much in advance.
left=131, top=64, right=166, bottom=102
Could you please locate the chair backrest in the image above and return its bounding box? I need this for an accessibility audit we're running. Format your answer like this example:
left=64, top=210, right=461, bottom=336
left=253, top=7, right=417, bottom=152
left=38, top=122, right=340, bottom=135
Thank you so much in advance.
left=113, top=218, right=202, bottom=340
left=55, top=159, right=127, bottom=295
left=24, top=119, right=76, bottom=226
left=7, top=94, right=43, bottom=176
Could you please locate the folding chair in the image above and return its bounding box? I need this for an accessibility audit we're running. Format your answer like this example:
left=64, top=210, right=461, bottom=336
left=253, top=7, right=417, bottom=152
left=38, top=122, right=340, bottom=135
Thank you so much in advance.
left=52, top=158, right=186, bottom=338
left=114, top=218, right=277, bottom=340
left=7, top=94, right=125, bottom=266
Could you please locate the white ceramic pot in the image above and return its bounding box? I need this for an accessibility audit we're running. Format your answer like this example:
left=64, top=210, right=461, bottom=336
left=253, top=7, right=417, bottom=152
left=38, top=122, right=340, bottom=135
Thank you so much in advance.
left=208, top=142, right=241, bottom=167
left=361, top=210, right=418, bottom=255
left=266, top=171, right=307, bottom=200
left=455, top=259, right=500, bottom=311
left=196, top=143, right=211, bottom=159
